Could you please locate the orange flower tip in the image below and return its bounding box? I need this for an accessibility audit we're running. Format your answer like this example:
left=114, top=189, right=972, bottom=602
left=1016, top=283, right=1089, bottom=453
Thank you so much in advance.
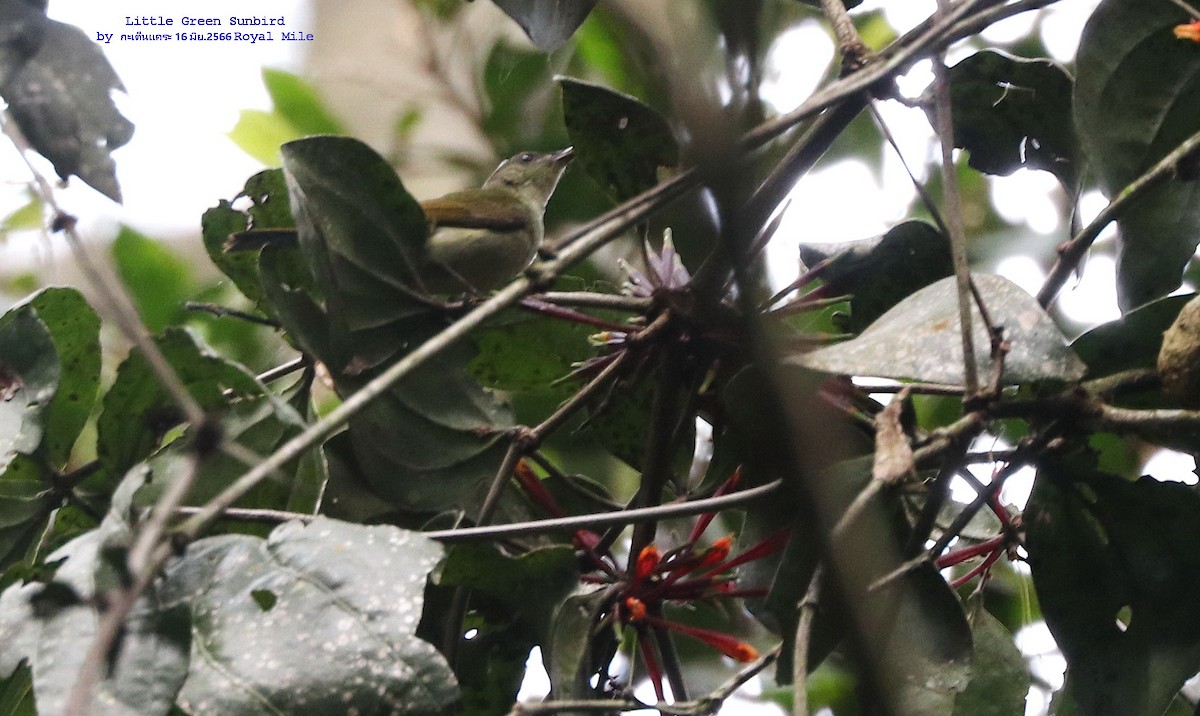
left=636, top=545, right=661, bottom=578
left=1175, top=20, right=1200, bottom=41
left=624, top=597, right=647, bottom=622
left=514, top=458, right=536, bottom=478
left=699, top=536, right=734, bottom=567
left=732, top=643, right=759, bottom=662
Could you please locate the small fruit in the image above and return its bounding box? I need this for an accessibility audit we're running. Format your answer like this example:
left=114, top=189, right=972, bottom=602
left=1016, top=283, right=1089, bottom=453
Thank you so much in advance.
left=1157, top=295, right=1200, bottom=406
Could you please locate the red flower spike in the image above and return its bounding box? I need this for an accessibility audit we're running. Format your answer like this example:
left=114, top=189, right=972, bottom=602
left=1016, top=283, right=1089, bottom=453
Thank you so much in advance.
left=625, top=597, right=648, bottom=622
left=1175, top=20, right=1200, bottom=41
left=935, top=534, right=1005, bottom=569
left=513, top=460, right=564, bottom=518
left=687, top=467, right=743, bottom=543
left=636, top=545, right=661, bottom=580
left=951, top=549, right=1003, bottom=590
left=638, top=631, right=667, bottom=702
left=643, top=614, right=759, bottom=662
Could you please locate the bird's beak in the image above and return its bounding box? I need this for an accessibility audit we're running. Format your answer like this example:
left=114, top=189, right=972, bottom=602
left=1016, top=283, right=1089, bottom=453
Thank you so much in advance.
left=551, top=146, right=575, bottom=165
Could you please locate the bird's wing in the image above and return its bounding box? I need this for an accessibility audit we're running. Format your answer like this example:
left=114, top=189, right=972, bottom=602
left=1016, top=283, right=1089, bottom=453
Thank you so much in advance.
left=420, top=189, right=530, bottom=231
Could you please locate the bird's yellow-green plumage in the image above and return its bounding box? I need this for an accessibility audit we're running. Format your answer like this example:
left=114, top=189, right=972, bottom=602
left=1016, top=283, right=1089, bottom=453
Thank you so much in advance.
left=421, top=147, right=574, bottom=294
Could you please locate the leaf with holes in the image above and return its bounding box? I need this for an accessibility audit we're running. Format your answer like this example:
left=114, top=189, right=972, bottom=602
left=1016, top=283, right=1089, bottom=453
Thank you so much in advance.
left=1074, top=0, right=1200, bottom=309
left=202, top=169, right=296, bottom=309
left=0, top=470, right=191, bottom=716
left=0, top=19, right=132, bottom=202
left=166, top=518, right=457, bottom=715
left=1026, top=461, right=1200, bottom=716
left=943, top=50, right=1077, bottom=186
left=559, top=77, right=679, bottom=203
left=795, top=274, right=1086, bottom=385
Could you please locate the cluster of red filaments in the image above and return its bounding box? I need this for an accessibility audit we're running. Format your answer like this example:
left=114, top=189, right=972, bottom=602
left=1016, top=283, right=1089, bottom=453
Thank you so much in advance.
left=514, top=462, right=788, bottom=701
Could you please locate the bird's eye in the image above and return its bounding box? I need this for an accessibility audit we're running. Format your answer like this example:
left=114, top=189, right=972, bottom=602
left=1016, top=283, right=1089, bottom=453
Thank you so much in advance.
left=519, top=153, right=533, bottom=163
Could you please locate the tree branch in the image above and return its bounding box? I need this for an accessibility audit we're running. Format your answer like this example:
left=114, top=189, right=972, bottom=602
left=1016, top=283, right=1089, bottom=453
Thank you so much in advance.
left=1038, top=125, right=1200, bottom=307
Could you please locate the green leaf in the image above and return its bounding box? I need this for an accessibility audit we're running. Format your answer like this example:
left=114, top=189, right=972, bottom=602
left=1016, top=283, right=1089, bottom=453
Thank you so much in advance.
left=468, top=316, right=594, bottom=399
left=166, top=518, right=457, bottom=715
left=0, top=455, right=56, bottom=575
left=795, top=273, right=1087, bottom=385
left=0, top=306, right=58, bottom=473
left=19, top=287, right=101, bottom=466
left=112, top=226, right=194, bottom=332
left=1026, top=461, right=1200, bottom=716
left=229, top=69, right=344, bottom=165
left=438, top=543, right=579, bottom=626
left=0, top=662, right=35, bottom=716
left=262, top=68, right=343, bottom=136
left=559, top=77, right=679, bottom=202
left=1074, top=0, right=1200, bottom=309
left=545, top=588, right=609, bottom=699
left=884, top=563, right=974, bottom=715
left=279, top=135, right=434, bottom=371
left=482, top=41, right=556, bottom=151
left=0, top=19, right=133, bottom=202
left=278, top=137, right=516, bottom=515
left=953, top=610, right=1030, bottom=716
left=943, top=50, right=1077, bottom=186
left=228, top=109, right=301, bottom=166
left=344, top=341, right=514, bottom=513
left=93, top=328, right=262, bottom=495
left=798, top=221, right=953, bottom=333
left=491, top=0, right=598, bottom=52
left=1071, top=293, right=1192, bottom=378
left=0, top=193, right=42, bottom=238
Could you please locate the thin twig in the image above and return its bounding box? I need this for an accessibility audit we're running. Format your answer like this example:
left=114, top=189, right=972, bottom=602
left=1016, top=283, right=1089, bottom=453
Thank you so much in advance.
left=930, top=1, right=978, bottom=396
left=818, top=0, right=871, bottom=72
left=1037, top=125, right=1200, bottom=307
left=792, top=565, right=823, bottom=716
left=868, top=103, right=950, bottom=237
left=425, top=479, right=782, bottom=543
left=184, top=301, right=280, bottom=327
left=519, top=297, right=632, bottom=332
left=170, top=480, right=781, bottom=542
left=535, top=291, right=653, bottom=313
left=256, top=356, right=307, bottom=384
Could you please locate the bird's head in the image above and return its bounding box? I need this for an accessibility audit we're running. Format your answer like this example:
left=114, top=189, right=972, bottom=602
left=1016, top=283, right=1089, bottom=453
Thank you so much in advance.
left=484, top=147, right=575, bottom=206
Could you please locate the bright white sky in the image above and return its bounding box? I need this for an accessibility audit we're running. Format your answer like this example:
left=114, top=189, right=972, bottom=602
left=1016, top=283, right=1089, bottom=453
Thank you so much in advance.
left=2, top=0, right=309, bottom=241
